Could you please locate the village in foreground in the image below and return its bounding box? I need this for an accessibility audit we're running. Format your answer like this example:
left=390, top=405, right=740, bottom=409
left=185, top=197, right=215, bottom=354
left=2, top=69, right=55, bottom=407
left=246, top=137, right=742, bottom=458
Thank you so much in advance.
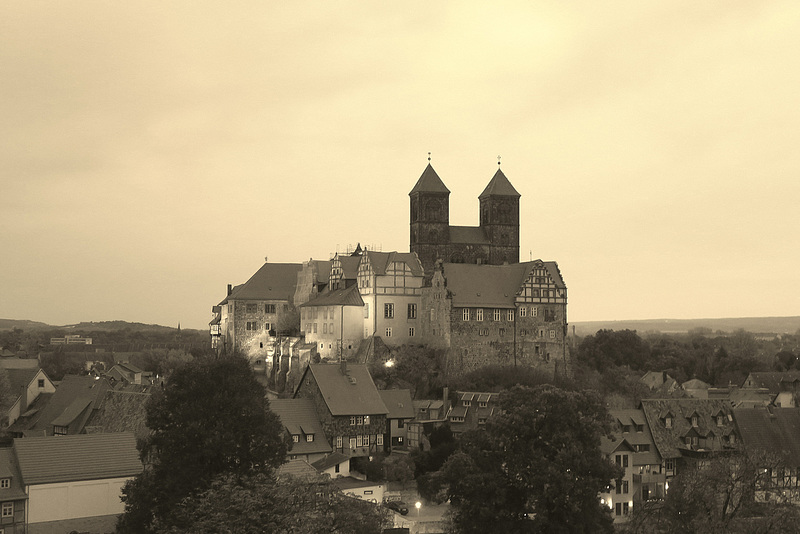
left=1, top=163, right=799, bottom=533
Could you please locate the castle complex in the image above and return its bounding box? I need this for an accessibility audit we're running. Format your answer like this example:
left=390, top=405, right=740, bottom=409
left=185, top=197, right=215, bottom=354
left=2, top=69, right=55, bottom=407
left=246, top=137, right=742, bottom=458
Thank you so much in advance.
left=211, top=160, right=569, bottom=379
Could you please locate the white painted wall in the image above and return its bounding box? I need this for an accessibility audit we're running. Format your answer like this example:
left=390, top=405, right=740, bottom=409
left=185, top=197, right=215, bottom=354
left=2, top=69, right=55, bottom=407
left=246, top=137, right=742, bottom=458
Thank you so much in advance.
left=27, top=476, right=132, bottom=524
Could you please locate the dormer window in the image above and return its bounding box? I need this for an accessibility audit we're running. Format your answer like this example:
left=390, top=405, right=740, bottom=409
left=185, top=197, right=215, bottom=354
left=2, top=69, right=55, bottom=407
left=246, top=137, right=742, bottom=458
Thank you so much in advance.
left=0, top=478, right=10, bottom=489
left=479, top=401, right=487, bottom=408
left=306, top=434, right=314, bottom=443
left=292, top=435, right=300, bottom=443
left=665, top=417, right=672, bottom=429
left=463, top=400, right=471, bottom=407
left=53, top=425, right=68, bottom=436
left=691, top=415, right=698, bottom=428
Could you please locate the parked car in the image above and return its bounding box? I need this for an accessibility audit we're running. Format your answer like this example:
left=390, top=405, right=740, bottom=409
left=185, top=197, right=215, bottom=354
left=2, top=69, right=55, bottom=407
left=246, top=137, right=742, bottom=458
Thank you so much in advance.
left=384, top=500, right=409, bottom=515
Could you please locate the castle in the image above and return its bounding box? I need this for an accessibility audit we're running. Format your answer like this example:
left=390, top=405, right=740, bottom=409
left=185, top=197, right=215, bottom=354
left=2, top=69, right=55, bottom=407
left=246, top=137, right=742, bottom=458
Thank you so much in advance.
left=211, top=160, right=569, bottom=379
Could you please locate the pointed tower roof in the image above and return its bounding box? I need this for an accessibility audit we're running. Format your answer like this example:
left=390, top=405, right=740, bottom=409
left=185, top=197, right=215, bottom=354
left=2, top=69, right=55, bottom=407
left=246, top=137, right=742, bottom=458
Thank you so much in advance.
left=479, top=168, right=520, bottom=198
left=409, top=164, right=450, bottom=195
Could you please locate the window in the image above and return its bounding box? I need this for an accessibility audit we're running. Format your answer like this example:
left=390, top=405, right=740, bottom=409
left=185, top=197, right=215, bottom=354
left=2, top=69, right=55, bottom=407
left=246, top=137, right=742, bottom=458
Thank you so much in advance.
left=376, top=434, right=383, bottom=446
left=53, top=425, right=68, bottom=435
left=292, top=435, right=299, bottom=443
left=335, top=463, right=340, bottom=473
left=616, top=455, right=622, bottom=466
left=665, top=417, right=672, bottom=428
left=616, top=479, right=622, bottom=494
left=306, top=434, right=314, bottom=442
left=38, top=378, right=45, bottom=388
left=356, top=416, right=364, bottom=425
left=691, top=415, right=698, bottom=427
left=476, top=309, right=484, bottom=321
left=337, top=436, right=343, bottom=448
left=385, top=327, right=392, bottom=337
left=462, top=308, right=470, bottom=321
left=350, top=416, right=357, bottom=426
left=364, top=415, right=370, bottom=425
left=615, top=503, right=621, bottom=516
left=507, top=310, right=514, bottom=321
left=622, top=480, right=629, bottom=493
left=384, top=303, right=394, bottom=318
left=519, top=307, right=526, bottom=317
left=408, top=303, right=417, bottom=319
left=246, top=303, right=257, bottom=313
left=493, top=309, right=501, bottom=321
left=265, top=322, right=271, bottom=332
left=329, top=323, right=334, bottom=333
left=623, top=455, right=629, bottom=468
left=1, top=502, right=12, bottom=518
left=409, top=327, right=415, bottom=337
left=532, top=306, right=538, bottom=317
left=549, top=330, right=555, bottom=339
left=323, top=323, right=328, bottom=334
left=499, top=328, right=505, bottom=336
left=357, top=435, right=363, bottom=447
left=349, top=437, right=357, bottom=449
left=265, top=304, right=276, bottom=314
left=623, top=502, right=629, bottom=515
left=313, top=323, right=317, bottom=333
left=0, top=479, right=8, bottom=489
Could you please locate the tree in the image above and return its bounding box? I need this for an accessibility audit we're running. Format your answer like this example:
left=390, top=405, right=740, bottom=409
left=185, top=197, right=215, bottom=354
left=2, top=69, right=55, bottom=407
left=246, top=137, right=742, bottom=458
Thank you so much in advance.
left=118, top=354, right=287, bottom=533
left=577, top=329, right=650, bottom=371
left=440, top=385, right=620, bottom=533
left=0, top=367, right=15, bottom=426
left=155, top=472, right=391, bottom=534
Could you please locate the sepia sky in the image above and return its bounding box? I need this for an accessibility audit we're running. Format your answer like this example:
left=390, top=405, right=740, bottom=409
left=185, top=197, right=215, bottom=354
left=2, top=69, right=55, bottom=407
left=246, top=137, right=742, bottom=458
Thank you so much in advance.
left=1, top=2, right=799, bottom=330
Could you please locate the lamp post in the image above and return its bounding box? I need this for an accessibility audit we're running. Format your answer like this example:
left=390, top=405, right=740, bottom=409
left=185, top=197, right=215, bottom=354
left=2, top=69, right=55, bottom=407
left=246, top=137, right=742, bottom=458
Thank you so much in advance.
left=415, top=501, right=422, bottom=517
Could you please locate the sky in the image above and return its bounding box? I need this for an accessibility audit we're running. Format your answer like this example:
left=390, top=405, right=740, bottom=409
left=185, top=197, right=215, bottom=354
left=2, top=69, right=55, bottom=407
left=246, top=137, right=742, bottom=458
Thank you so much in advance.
left=1, top=2, right=798, bottom=330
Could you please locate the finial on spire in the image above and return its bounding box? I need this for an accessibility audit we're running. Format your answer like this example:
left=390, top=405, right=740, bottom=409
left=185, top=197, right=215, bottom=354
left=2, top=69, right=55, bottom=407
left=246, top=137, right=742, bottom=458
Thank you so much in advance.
left=428, top=151, right=432, bottom=162
left=497, top=155, right=502, bottom=166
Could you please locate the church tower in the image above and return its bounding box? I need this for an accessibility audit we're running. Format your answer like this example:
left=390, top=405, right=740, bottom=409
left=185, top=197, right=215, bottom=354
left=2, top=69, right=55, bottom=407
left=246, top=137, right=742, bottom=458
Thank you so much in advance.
left=409, top=163, right=450, bottom=275
left=479, top=167, right=520, bottom=264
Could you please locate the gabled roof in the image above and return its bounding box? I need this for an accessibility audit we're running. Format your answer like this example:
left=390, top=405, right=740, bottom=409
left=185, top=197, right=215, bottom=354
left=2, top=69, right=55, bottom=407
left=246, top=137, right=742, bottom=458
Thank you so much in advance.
left=0, top=448, right=27, bottom=501
left=363, top=251, right=424, bottom=277
left=6, top=367, right=41, bottom=397
left=641, top=399, right=736, bottom=459
left=83, top=389, right=151, bottom=441
left=217, top=284, right=244, bottom=306
left=601, top=436, right=635, bottom=456
left=299, top=285, right=364, bottom=308
left=311, top=451, right=350, bottom=472
left=8, top=375, right=111, bottom=436
left=337, top=255, right=362, bottom=280
left=409, top=163, right=450, bottom=195
left=449, top=226, right=490, bottom=245
left=298, top=364, right=388, bottom=416
left=379, top=389, right=415, bottom=419
left=227, top=263, right=303, bottom=301
left=276, top=459, right=319, bottom=479
left=270, top=398, right=332, bottom=456
left=683, top=379, right=710, bottom=390
left=443, top=262, right=533, bottom=308
left=744, top=372, right=800, bottom=393
left=478, top=168, right=520, bottom=198
left=14, top=432, right=142, bottom=485
left=734, top=407, right=800, bottom=465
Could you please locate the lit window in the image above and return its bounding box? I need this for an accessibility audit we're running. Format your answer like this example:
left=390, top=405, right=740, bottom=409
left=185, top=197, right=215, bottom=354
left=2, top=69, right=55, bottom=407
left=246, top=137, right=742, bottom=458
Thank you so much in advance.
left=306, top=434, right=314, bottom=442
left=377, top=434, right=383, bottom=446
left=665, top=417, right=672, bottom=428
left=350, top=416, right=356, bottom=426
left=384, top=303, right=394, bottom=319
left=357, top=435, right=363, bottom=447
left=364, top=415, right=370, bottom=425
left=292, top=435, right=299, bottom=443
left=53, top=425, right=68, bottom=436
left=476, top=309, right=484, bottom=321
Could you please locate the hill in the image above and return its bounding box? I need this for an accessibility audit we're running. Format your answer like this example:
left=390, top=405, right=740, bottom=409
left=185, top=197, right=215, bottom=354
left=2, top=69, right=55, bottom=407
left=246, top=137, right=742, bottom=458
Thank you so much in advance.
left=0, top=318, right=54, bottom=331
left=0, top=319, right=205, bottom=334
left=572, top=316, right=800, bottom=337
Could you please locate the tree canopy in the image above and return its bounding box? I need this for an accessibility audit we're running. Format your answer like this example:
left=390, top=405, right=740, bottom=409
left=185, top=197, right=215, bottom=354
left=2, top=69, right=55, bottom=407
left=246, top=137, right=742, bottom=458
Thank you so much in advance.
left=118, top=354, right=287, bottom=533
left=440, top=384, right=620, bottom=533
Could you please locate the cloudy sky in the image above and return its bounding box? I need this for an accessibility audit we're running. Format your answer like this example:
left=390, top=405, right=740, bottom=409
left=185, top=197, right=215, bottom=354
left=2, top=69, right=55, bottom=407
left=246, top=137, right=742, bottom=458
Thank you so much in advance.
left=2, top=2, right=798, bottom=330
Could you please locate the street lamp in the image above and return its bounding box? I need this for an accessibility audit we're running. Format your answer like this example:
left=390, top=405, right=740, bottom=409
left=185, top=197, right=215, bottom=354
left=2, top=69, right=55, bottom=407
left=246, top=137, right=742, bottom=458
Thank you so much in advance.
left=415, top=501, right=422, bottom=517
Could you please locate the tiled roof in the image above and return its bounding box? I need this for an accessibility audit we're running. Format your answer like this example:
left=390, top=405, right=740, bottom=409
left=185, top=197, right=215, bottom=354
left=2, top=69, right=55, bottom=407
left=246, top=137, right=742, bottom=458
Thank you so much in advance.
left=0, top=448, right=27, bottom=500
left=449, top=226, right=490, bottom=245
left=338, top=256, right=361, bottom=280
left=311, top=451, right=350, bottom=472
left=379, top=389, right=415, bottom=420
left=744, top=372, right=800, bottom=393
left=734, top=407, right=800, bottom=465
left=8, top=375, right=111, bottom=436
left=217, top=284, right=243, bottom=306
left=6, top=367, right=40, bottom=396
left=409, top=163, right=450, bottom=194
left=302, top=364, right=388, bottom=416
left=443, top=262, right=532, bottom=308
left=83, top=389, right=151, bottom=441
left=640, top=399, right=736, bottom=459
left=478, top=168, right=520, bottom=198
left=228, top=263, right=303, bottom=301
left=276, top=459, right=319, bottom=479
left=14, top=432, right=142, bottom=485
left=682, top=379, right=710, bottom=390
left=300, top=285, right=364, bottom=308
left=609, top=409, right=661, bottom=465
left=270, top=398, right=332, bottom=456
left=363, top=251, right=424, bottom=277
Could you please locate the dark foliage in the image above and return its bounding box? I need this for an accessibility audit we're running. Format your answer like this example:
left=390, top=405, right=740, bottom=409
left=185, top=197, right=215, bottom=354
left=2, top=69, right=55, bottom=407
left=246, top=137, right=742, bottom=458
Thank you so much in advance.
left=118, top=354, right=287, bottom=533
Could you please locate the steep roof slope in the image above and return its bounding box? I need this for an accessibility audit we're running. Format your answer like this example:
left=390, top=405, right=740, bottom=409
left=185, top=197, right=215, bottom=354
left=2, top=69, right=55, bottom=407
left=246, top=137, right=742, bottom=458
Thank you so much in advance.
left=734, top=407, right=800, bottom=464
left=229, top=263, right=303, bottom=301
left=304, top=364, right=388, bottom=416
left=478, top=168, right=520, bottom=198
left=409, top=163, right=450, bottom=194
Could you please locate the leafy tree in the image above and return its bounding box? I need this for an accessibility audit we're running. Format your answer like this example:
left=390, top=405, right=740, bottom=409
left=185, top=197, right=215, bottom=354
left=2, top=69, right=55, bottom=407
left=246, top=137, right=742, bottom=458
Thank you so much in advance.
left=577, top=329, right=650, bottom=371
left=155, top=472, right=391, bottom=534
left=440, top=385, right=620, bottom=533
left=774, top=350, right=798, bottom=371
left=118, top=354, right=287, bottom=533
left=0, top=367, right=15, bottom=425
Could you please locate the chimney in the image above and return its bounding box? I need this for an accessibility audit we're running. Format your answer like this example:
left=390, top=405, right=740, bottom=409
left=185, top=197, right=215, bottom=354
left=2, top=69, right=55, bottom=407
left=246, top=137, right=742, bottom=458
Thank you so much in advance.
left=227, top=284, right=232, bottom=296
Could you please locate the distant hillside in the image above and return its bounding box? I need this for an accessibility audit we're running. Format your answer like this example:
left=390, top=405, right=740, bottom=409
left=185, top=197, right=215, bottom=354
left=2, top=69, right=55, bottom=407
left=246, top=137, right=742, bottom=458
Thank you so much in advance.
left=0, top=319, right=204, bottom=334
left=572, top=316, right=800, bottom=337
left=0, top=319, right=54, bottom=331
